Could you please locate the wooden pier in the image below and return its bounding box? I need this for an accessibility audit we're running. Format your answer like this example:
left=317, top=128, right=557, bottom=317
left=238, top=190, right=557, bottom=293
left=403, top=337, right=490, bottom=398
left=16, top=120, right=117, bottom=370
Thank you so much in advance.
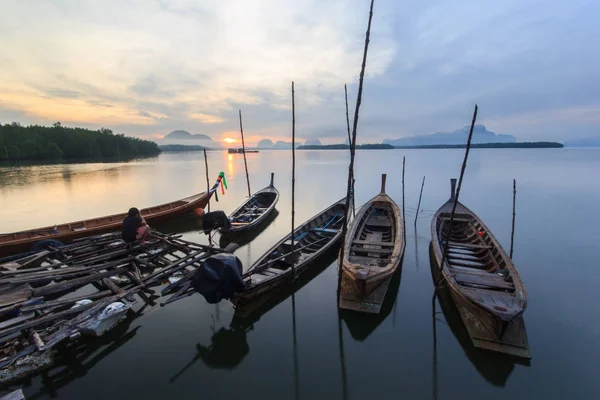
left=0, top=230, right=234, bottom=383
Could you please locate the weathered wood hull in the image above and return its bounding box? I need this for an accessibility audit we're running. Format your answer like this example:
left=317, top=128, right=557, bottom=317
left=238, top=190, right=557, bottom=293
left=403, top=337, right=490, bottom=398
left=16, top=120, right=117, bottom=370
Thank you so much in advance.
left=231, top=198, right=347, bottom=308
left=430, top=179, right=529, bottom=357
left=220, top=182, right=279, bottom=234
left=339, top=189, right=404, bottom=313
left=0, top=190, right=213, bottom=257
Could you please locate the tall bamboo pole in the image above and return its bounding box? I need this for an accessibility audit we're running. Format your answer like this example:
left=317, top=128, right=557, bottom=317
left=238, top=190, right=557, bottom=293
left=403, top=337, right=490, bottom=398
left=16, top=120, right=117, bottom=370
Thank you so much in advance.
left=338, top=0, right=376, bottom=294
left=239, top=110, right=251, bottom=197
left=344, top=84, right=356, bottom=218
left=414, top=176, right=425, bottom=225
left=291, top=82, right=296, bottom=279
left=510, top=179, right=516, bottom=258
left=435, top=104, right=478, bottom=290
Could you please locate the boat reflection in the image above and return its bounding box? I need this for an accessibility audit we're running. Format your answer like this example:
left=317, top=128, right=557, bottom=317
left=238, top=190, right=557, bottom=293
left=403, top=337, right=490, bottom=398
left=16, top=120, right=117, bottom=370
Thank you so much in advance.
left=170, top=247, right=338, bottom=381
left=338, top=263, right=402, bottom=341
left=430, top=243, right=529, bottom=388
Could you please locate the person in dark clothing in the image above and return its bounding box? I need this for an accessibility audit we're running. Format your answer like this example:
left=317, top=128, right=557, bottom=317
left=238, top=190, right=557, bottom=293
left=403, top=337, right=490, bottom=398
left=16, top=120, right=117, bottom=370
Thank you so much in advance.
left=122, top=207, right=150, bottom=243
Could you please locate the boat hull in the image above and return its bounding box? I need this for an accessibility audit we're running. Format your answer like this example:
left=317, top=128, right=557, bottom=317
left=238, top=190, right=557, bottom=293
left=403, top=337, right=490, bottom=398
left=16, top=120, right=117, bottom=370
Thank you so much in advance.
left=231, top=198, right=347, bottom=310
left=339, top=189, right=404, bottom=311
left=220, top=184, right=279, bottom=234
left=0, top=191, right=212, bottom=257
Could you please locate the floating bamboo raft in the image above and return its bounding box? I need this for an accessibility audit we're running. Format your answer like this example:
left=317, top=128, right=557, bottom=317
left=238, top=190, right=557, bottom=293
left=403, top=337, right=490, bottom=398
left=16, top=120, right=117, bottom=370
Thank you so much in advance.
left=0, top=230, right=234, bottom=383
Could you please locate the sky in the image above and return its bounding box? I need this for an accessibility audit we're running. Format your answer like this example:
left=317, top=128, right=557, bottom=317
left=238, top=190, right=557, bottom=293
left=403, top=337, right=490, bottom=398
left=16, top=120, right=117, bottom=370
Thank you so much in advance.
left=0, top=0, right=599, bottom=146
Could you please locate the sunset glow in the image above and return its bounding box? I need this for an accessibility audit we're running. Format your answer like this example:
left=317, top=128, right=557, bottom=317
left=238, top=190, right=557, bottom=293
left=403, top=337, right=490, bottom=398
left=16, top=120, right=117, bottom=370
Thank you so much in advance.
left=223, top=138, right=236, bottom=144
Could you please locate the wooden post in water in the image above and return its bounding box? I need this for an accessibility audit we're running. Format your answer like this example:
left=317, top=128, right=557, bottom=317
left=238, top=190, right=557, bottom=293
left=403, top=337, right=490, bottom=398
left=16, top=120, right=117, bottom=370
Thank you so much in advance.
left=291, top=81, right=296, bottom=280
left=344, top=84, right=355, bottom=218
left=338, top=0, right=376, bottom=295
left=402, top=156, right=406, bottom=239
left=510, top=179, right=516, bottom=259
left=203, top=149, right=211, bottom=213
left=239, top=109, right=251, bottom=197
left=414, top=176, right=426, bottom=225
left=435, top=104, right=478, bottom=290
left=203, top=148, right=212, bottom=246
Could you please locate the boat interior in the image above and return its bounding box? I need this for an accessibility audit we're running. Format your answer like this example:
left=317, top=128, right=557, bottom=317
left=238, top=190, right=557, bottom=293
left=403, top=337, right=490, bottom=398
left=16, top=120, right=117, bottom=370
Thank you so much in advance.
left=230, top=191, right=278, bottom=225
left=437, top=213, right=515, bottom=294
left=349, top=203, right=396, bottom=267
left=244, top=201, right=346, bottom=282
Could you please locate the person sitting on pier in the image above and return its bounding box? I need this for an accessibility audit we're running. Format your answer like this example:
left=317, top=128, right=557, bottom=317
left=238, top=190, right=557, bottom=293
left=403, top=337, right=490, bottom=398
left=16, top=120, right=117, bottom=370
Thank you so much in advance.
left=122, top=207, right=150, bottom=243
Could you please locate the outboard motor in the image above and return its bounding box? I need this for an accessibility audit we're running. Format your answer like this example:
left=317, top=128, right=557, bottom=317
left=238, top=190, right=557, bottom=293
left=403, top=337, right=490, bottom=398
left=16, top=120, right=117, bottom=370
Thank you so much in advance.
left=202, top=211, right=231, bottom=234
left=193, top=253, right=244, bottom=303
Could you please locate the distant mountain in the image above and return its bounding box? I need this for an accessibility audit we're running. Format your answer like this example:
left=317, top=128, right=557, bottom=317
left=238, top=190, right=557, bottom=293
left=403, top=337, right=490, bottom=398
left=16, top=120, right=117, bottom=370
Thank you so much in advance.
left=257, top=139, right=274, bottom=148
left=383, top=125, right=516, bottom=147
left=273, top=141, right=300, bottom=149
left=305, top=139, right=322, bottom=146
left=564, top=135, right=600, bottom=147
left=159, top=144, right=207, bottom=152
left=160, top=130, right=219, bottom=148
left=163, top=130, right=213, bottom=141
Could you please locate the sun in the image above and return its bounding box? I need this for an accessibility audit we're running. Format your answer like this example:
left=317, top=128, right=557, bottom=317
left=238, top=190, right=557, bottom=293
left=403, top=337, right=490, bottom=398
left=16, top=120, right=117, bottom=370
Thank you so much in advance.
left=223, top=137, right=236, bottom=144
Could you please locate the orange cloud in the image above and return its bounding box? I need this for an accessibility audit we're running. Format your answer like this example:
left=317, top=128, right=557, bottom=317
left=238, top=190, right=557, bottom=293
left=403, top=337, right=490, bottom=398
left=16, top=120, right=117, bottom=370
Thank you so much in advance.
left=191, top=112, right=225, bottom=124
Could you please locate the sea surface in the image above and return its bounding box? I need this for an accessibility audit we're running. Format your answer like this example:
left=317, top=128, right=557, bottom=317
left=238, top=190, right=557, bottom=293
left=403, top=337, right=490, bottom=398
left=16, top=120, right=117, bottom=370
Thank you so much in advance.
left=0, top=148, right=599, bottom=399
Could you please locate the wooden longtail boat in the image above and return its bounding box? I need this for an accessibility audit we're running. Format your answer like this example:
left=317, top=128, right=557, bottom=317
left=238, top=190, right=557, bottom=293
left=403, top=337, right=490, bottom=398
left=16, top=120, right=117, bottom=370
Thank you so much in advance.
left=429, top=251, right=530, bottom=382
left=430, top=179, right=528, bottom=353
left=231, top=198, right=347, bottom=308
left=0, top=175, right=223, bottom=257
left=220, top=173, right=279, bottom=234
left=339, top=174, right=404, bottom=312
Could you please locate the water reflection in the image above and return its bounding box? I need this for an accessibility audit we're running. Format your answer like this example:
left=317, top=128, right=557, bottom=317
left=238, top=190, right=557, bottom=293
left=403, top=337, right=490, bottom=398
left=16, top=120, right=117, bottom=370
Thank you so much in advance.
left=10, top=306, right=144, bottom=399
left=339, top=265, right=403, bottom=341
left=170, top=248, right=338, bottom=381
left=429, top=243, right=529, bottom=388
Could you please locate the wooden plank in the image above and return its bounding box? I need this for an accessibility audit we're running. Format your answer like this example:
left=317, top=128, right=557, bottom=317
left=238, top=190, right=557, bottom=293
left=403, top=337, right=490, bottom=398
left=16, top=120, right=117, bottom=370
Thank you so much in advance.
left=453, top=273, right=514, bottom=290
left=32, top=266, right=129, bottom=297
left=446, top=241, right=491, bottom=249
left=365, top=219, right=391, bottom=228
left=352, top=240, right=394, bottom=246
left=449, top=265, right=499, bottom=277
left=103, top=278, right=125, bottom=294
left=0, top=284, right=32, bottom=307
left=0, top=313, right=34, bottom=330
left=351, top=247, right=392, bottom=254
left=448, top=259, right=488, bottom=269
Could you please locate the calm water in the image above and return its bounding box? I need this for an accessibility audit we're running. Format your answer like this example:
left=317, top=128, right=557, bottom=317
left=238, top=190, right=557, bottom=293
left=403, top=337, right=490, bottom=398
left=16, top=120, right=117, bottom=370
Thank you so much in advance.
left=1, top=149, right=599, bottom=399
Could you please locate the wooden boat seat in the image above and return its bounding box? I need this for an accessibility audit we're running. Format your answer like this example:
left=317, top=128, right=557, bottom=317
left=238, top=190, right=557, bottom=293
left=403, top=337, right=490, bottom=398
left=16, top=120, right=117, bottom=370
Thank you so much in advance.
left=453, top=272, right=514, bottom=290
left=450, top=264, right=503, bottom=277
left=447, top=258, right=487, bottom=268
left=445, top=241, right=491, bottom=249
left=351, top=246, right=392, bottom=255
left=365, top=217, right=391, bottom=228
left=352, top=239, right=394, bottom=246
left=348, top=255, right=389, bottom=264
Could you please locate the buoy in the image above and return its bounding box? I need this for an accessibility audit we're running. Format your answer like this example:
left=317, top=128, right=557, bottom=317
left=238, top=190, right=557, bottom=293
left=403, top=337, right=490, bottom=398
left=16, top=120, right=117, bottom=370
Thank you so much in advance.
left=194, top=208, right=205, bottom=218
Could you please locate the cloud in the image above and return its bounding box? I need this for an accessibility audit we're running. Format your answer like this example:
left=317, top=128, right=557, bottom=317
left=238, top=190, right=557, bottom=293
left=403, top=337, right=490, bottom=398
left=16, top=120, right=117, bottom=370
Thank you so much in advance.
left=0, top=0, right=598, bottom=143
